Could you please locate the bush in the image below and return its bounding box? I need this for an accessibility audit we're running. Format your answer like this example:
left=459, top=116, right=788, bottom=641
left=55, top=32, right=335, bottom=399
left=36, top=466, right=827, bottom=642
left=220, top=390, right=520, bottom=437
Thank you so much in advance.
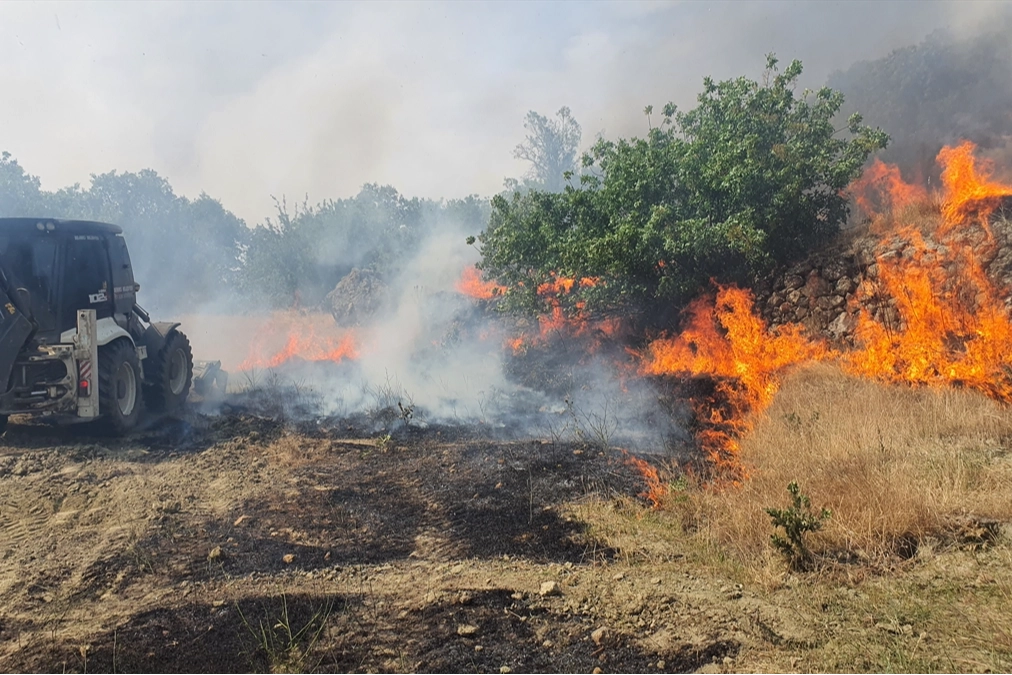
left=766, top=481, right=831, bottom=570
left=476, top=55, right=888, bottom=320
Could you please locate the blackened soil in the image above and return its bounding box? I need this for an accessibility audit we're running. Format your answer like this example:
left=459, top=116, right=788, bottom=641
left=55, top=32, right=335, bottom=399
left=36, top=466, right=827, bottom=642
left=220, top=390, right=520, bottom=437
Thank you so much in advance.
left=0, top=412, right=711, bottom=674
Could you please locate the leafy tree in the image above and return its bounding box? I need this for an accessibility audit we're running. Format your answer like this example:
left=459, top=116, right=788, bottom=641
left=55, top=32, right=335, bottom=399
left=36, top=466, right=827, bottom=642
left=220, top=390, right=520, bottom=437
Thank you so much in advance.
left=508, top=106, right=582, bottom=192
left=0, top=152, right=45, bottom=216
left=478, top=56, right=888, bottom=321
left=239, top=185, right=490, bottom=308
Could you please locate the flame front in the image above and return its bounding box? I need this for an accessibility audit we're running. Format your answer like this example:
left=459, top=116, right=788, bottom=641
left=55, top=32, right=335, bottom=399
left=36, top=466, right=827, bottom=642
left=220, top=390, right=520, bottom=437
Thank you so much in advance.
left=641, top=287, right=826, bottom=479
left=455, top=266, right=506, bottom=300
left=238, top=312, right=359, bottom=370
left=845, top=142, right=1012, bottom=401
left=638, top=141, right=1012, bottom=483
left=851, top=158, right=929, bottom=227
left=937, top=141, right=1012, bottom=235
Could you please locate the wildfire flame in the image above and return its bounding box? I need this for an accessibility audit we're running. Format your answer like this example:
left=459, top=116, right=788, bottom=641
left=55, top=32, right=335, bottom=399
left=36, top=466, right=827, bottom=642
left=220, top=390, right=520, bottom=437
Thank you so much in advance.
left=623, top=452, right=668, bottom=509
left=851, top=158, right=928, bottom=222
left=238, top=311, right=359, bottom=371
left=844, top=142, right=1012, bottom=401
left=641, top=286, right=827, bottom=479
left=634, top=140, right=1012, bottom=488
left=937, top=141, right=1012, bottom=235
left=455, top=266, right=506, bottom=300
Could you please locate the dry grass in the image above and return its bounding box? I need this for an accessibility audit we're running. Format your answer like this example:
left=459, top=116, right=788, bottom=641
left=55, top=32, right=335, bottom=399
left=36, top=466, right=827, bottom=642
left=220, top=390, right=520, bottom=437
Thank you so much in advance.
left=680, top=362, right=1012, bottom=566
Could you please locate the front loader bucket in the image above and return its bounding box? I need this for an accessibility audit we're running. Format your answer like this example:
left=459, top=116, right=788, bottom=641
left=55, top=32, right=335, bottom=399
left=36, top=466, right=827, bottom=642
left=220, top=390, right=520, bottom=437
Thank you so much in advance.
left=193, top=360, right=228, bottom=399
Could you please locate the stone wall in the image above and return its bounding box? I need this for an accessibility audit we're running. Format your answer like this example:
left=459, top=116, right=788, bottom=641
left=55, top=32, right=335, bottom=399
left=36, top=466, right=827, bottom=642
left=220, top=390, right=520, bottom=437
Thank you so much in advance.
left=753, top=215, right=1012, bottom=344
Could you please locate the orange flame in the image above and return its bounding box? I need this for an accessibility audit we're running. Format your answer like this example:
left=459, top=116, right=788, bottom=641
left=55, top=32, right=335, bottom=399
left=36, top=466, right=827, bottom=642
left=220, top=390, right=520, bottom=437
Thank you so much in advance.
left=937, top=141, right=1012, bottom=235
left=851, top=158, right=928, bottom=221
left=455, top=266, right=506, bottom=299
left=641, top=287, right=827, bottom=478
left=238, top=312, right=359, bottom=370
left=843, top=142, right=1012, bottom=401
left=637, top=141, right=1012, bottom=482
left=623, top=452, right=667, bottom=509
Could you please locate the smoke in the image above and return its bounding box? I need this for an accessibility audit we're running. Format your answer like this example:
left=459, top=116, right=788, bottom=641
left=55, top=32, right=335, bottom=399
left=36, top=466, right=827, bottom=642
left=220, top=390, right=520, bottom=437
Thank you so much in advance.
left=5, top=1, right=1012, bottom=452
left=2, top=1, right=1010, bottom=226
left=829, top=13, right=1012, bottom=186
left=197, top=212, right=686, bottom=453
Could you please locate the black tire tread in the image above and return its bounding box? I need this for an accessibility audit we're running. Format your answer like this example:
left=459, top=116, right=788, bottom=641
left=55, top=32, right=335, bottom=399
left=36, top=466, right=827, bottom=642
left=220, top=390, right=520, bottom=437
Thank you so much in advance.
left=143, top=331, right=193, bottom=413
left=98, top=340, right=143, bottom=435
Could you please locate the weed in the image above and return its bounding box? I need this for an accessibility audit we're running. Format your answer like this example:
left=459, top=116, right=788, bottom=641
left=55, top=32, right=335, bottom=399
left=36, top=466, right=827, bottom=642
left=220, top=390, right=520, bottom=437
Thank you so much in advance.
left=765, top=481, right=831, bottom=570
left=375, top=434, right=393, bottom=452
left=236, top=593, right=335, bottom=673
left=574, top=399, right=617, bottom=450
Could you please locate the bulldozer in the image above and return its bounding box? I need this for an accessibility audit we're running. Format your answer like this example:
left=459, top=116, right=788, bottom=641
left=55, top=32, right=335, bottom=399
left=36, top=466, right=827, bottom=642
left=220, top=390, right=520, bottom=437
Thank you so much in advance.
left=0, top=218, right=220, bottom=435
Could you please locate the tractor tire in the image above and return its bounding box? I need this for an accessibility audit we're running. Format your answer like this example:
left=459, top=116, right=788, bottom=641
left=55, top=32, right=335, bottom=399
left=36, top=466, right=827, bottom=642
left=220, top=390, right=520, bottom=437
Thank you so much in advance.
left=143, top=330, right=193, bottom=413
left=98, top=340, right=143, bottom=435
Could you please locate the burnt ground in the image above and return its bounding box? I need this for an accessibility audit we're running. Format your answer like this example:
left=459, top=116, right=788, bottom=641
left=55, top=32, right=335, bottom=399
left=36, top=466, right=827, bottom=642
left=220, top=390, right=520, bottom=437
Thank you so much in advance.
left=0, top=409, right=749, bottom=673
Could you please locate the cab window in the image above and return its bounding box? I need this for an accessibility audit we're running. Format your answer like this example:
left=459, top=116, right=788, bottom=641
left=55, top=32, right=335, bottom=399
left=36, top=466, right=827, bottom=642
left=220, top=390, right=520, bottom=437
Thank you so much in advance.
left=0, top=235, right=59, bottom=332
left=62, top=236, right=113, bottom=328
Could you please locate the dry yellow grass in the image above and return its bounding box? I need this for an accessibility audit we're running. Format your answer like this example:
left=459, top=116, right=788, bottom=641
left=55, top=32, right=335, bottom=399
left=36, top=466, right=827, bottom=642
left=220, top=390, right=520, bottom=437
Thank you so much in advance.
left=682, top=362, right=1012, bottom=564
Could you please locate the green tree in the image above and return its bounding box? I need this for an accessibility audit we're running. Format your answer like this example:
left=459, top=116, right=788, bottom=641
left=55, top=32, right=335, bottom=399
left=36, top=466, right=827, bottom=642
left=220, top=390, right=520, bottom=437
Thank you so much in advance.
left=508, top=106, right=582, bottom=193
left=0, top=152, right=45, bottom=216
left=239, top=185, right=491, bottom=308
left=478, top=56, right=888, bottom=320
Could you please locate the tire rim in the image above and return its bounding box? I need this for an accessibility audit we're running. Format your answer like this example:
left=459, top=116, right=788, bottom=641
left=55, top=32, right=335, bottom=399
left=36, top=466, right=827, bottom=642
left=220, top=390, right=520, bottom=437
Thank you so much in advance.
left=115, top=361, right=137, bottom=416
left=168, top=348, right=187, bottom=396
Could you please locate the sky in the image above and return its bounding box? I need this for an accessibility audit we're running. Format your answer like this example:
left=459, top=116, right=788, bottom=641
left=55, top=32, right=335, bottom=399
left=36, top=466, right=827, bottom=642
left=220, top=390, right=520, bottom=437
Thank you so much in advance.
left=0, top=0, right=1007, bottom=225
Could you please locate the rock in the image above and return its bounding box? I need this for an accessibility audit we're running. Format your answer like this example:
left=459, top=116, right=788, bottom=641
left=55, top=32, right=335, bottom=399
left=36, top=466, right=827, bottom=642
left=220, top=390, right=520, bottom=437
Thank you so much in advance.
left=233, top=515, right=248, bottom=527
left=282, top=553, right=295, bottom=564
left=326, top=268, right=387, bottom=326
left=816, top=295, right=845, bottom=311
left=612, top=572, right=625, bottom=581
left=539, top=581, right=562, bottom=597
left=207, top=546, right=223, bottom=562
left=784, top=274, right=805, bottom=290
left=500, top=667, right=513, bottom=674
left=804, top=273, right=831, bottom=298
left=457, top=624, right=479, bottom=636
left=822, top=261, right=848, bottom=281
left=827, top=312, right=854, bottom=339
left=834, top=277, right=854, bottom=294
left=786, top=290, right=802, bottom=304
left=855, top=246, right=877, bottom=268
left=787, top=261, right=813, bottom=276
left=591, top=627, right=609, bottom=645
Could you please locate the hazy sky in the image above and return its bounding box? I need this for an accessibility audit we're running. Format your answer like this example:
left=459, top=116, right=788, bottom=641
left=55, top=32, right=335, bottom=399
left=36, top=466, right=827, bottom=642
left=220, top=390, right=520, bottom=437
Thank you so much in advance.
left=0, top=0, right=1006, bottom=224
